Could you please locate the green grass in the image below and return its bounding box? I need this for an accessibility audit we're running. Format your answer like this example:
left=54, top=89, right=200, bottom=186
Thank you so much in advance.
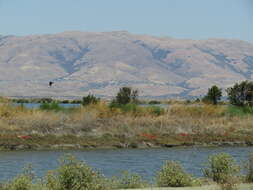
left=39, top=102, right=78, bottom=113
left=226, top=106, right=253, bottom=116
left=149, top=106, right=165, bottom=116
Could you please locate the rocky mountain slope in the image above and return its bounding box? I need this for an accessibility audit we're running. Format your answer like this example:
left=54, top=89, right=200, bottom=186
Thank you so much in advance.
left=0, top=31, right=253, bottom=99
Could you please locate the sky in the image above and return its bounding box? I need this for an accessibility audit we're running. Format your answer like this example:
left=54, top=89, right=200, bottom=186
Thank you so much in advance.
left=0, top=0, right=253, bottom=43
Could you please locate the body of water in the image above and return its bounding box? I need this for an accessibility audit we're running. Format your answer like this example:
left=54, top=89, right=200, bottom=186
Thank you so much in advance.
left=0, top=146, right=252, bottom=182
left=14, top=103, right=81, bottom=109
left=14, top=103, right=168, bottom=109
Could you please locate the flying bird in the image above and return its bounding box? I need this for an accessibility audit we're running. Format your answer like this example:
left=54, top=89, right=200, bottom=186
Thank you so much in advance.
left=49, top=81, right=54, bottom=87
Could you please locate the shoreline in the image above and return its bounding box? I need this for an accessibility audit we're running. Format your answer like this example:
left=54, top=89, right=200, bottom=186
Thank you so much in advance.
left=119, top=184, right=253, bottom=190
left=1, top=140, right=253, bottom=151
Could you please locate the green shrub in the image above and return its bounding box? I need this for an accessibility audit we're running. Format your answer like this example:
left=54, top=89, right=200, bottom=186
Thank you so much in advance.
left=45, top=155, right=110, bottom=190
left=119, top=104, right=138, bottom=113
left=109, top=103, right=138, bottom=113
left=1, top=165, right=36, bottom=190
left=185, top=100, right=191, bottom=104
left=148, top=100, right=161, bottom=104
left=39, top=102, right=64, bottom=112
left=203, top=153, right=239, bottom=183
left=156, top=161, right=193, bottom=187
left=226, top=106, right=253, bottom=116
left=218, top=177, right=239, bottom=190
left=195, top=98, right=201, bottom=103
left=149, top=106, right=165, bottom=116
left=38, top=98, right=53, bottom=103
left=82, top=94, right=100, bottom=106
left=71, top=100, right=82, bottom=104
left=14, top=99, right=30, bottom=103
left=115, top=171, right=147, bottom=189
left=3, top=176, right=32, bottom=190
left=61, top=100, right=70, bottom=104
left=244, top=154, right=253, bottom=182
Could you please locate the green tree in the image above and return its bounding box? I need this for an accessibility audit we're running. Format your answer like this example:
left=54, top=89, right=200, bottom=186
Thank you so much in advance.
left=203, top=85, right=222, bottom=105
left=82, top=94, right=100, bottom=106
left=115, top=87, right=139, bottom=105
left=227, top=80, right=253, bottom=106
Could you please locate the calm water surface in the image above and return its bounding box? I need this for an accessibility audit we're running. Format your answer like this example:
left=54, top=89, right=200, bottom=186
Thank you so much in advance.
left=14, top=103, right=81, bottom=109
left=0, top=147, right=252, bottom=182
left=15, top=103, right=168, bottom=109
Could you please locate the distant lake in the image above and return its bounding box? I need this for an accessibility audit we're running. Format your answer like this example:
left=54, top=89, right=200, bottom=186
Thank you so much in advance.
left=14, top=103, right=168, bottom=109
left=14, top=103, right=81, bottom=109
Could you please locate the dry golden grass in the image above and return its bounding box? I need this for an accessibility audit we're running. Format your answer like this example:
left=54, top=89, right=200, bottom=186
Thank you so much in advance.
left=1, top=100, right=253, bottom=149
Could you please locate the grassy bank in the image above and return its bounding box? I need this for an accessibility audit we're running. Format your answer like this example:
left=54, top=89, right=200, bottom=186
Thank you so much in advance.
left=1, top=98, right=253, bottom=150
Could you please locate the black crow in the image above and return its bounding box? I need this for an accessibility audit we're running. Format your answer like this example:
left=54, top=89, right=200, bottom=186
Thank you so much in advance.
left=49, top=81, right=54, bottom=87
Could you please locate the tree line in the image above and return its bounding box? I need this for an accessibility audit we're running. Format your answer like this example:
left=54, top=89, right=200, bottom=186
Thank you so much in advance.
left=204, top=80, right=253, bottom=106
left=28, top=80, right=252, bottom=107
left=82, top=80, right=253, bottom=107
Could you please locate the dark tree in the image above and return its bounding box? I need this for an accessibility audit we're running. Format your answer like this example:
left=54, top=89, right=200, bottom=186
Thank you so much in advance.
left=115, top=87, right=139, bottom=105
left=203, top=85, right=222, bottom=105
left=227, top=80, right=253, bottom=106
left=82, top=94, right=100, bottom=106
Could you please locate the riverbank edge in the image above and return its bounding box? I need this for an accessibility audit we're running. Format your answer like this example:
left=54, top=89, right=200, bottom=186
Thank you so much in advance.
left=1, top=140, right=253, bottom=151
left=119, top=183, right=253, bottom=190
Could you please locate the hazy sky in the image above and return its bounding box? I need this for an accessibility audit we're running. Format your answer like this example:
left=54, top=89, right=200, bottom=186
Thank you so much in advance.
left=0, top=0, right=253, bottom=43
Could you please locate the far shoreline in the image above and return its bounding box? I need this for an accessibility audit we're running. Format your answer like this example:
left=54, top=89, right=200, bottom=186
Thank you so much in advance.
left=1, top=141, right=253, bottom=151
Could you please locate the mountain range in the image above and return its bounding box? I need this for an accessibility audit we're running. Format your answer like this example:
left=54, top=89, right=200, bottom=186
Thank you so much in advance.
left=0, top=31, right=253, bottom=99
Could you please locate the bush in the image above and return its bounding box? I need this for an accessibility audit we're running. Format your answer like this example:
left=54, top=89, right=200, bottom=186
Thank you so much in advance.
left=61, top=100, right=70, bottom=104
left=203, top=153, right=239, bottom=183
left=226, top=106, right=253, bottom=116
left=82, top=94, right=100, bottom=106
left=149, top=106, right=165, bottom=116
left=38, top=98, right=53, bottom=103
left=148, top=100, right=161, bottom=104
left=14, top=99, right=30, bottom=103
left=109, top=103, right=138, bottom=113
left=45, top=155, right=110, bottom=190
left=244, top=154, right=253, bottom=182
left=71, top=100, right=82, bottom=104
left=185, top=100, right=191, bottom=104
left=156, top=161, right=193, bottom=187
left=195, top=98, right=201, bottom=103
left=1, top=165, right=36, bottom=190
left=114, top=87, right=138, bottom=105
left=3, top=175, right=32, bottom=190
left=39, top=102, right=64, bottom=112
left=218, top=178, right=238, bottom=190
left=115, top=171, right=147, bottom=189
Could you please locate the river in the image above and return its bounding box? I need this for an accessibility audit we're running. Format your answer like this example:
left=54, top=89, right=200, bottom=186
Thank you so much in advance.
left=0, top=146, right=252, bottom=182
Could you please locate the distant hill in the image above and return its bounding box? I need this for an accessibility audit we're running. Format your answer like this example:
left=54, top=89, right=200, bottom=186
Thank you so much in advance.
left=0, top=31, right=253, bottom=99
